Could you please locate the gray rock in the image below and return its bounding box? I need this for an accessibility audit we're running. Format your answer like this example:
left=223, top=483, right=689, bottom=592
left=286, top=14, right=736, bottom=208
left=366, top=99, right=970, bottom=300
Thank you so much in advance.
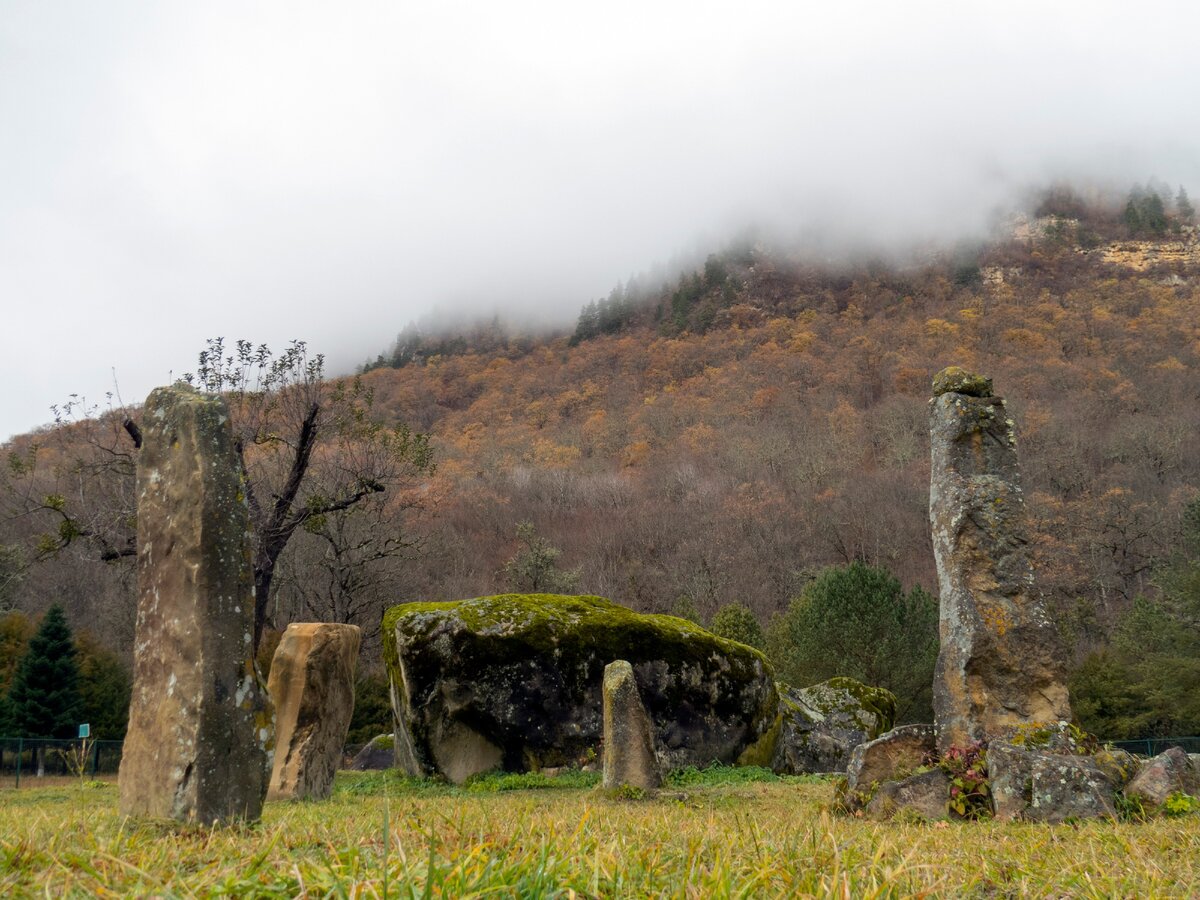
left=1125, top=747, right=1199, bottom=808
left=845, top=724, right=936, bottom=802
left=865, top=769, right=950, bottom=821
left=602, top=660, right=661, bottom=792
left=928, top=370, right=1071, bottom=754
left=990, top=741, right=1118, bottom=822
left=267, top=623, right=361, bottom=801
left=118, top=385, right=272, bottom=825
left=1027, top=755, right=1117, bottom=823
left=770, top=678, right=896, bottom=774
left=384, top=594, right=777, bottom=783
left=987, top=740, right=1036, bottom=822
left=348, top=733, right=395, bottom=771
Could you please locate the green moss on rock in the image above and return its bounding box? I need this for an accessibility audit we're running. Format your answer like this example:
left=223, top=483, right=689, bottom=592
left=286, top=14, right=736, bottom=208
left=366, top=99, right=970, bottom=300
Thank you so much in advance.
left=932, top=366, right=993, bottom=398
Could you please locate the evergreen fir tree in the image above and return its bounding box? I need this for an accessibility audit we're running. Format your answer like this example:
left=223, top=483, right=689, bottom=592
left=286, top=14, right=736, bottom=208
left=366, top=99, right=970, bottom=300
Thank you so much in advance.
left=7, top=605, right=83, bottom=738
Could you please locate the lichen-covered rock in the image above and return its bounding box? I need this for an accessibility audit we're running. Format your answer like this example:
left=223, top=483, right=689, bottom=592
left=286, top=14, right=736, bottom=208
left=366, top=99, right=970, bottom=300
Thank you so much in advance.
left=1092, top=748, right=1140, bottom=790
left=987, top=741, right=1036, bottom=822
left=348, top=733, right=395, bottom=771
left=990, top=741, right=1118, bottom=822
left=929, top=374, right=1071, bottom=753
left=1027, top=755, right=1117, bottom=823
left=765, top=678, right=896, bottom=774
left=1125, top=748, right=1200, bottom=809
left=384, top=594, right=778, bottom=783
left=932, top=366, right=993, bottom=397
left=602, top=660, right=661, bottom=792
left=267, top=623, right=361, bottom=801
left=865, top=769, right=950, bottom=821
left=119, top=385, right=272, bottom=825
left=844, top=724, right=936, bottom=803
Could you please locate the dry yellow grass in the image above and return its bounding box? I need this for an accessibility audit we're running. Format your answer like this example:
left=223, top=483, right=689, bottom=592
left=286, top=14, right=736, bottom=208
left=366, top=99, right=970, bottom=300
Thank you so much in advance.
left=1, top=771, right=1198, bottom=897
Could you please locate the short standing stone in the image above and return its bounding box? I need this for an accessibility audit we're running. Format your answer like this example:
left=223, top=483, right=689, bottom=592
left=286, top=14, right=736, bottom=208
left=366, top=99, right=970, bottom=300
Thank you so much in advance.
left=928, top=369, right=1071, bottom=753
left=267, top=623, right=361, bottom=801
left=602, top=660, right=661, bottom=792
left=118, top=385, right=272, bottom=824
left=1124, top=747, right=1200, bottom=808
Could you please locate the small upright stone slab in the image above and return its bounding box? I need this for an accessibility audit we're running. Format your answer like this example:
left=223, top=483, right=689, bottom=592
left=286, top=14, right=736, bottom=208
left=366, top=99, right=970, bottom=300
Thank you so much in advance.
left=928, top=368, right=1071, bottom=753
left=267, top=623, right=361, bottom=801
left=844, top=724, right=935, bottom=800
left=602, top=660, right=661, bottom=792
left=118, top=385, right=272, bottom=825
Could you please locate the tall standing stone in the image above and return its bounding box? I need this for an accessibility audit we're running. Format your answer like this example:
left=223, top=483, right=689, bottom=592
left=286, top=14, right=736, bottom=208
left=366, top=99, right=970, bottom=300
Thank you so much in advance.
left=118, top=385, right=272, bottom=824
left=929, top=368, right=1071, bottom=753
left=602, top=660, right=661, bottom=792
left=267, top=623, right=361, bottom=801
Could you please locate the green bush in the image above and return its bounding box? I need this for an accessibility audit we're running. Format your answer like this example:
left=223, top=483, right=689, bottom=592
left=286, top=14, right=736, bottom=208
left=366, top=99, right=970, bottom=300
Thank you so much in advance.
left=766, top=562, right=937, bottom=722
left=708, top=602, right=765, bottom=651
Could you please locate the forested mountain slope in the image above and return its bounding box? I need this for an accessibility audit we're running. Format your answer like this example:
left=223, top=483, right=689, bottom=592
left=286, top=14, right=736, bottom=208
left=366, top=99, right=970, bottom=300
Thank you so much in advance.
left=362, top=224, right=1200, bottom=658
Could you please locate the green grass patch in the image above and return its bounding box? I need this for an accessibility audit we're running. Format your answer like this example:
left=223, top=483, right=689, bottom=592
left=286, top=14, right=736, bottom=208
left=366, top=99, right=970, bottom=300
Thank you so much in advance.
left=1, top=770, right=1198, bottom=896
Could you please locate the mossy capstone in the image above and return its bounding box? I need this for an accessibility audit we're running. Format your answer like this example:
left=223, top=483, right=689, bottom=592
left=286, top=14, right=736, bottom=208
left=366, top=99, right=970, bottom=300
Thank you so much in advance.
left=383, top=594, right=778, bottom=783
left=932, top=366, right=993, bottom=397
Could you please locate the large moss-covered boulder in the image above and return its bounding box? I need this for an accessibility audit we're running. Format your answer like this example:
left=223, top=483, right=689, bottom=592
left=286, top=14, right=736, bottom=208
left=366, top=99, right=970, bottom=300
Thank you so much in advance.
left=384, top=594, right=778, bottom=783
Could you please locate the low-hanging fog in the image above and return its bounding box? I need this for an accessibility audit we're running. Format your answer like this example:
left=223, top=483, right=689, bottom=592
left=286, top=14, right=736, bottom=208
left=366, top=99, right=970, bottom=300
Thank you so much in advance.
left=2, top=0, right=1199, bottom=440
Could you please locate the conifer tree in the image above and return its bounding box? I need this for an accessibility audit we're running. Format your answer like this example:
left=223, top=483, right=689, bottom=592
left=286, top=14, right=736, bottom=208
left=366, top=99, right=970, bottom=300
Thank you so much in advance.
left=7, top=605, right=82, bottom=739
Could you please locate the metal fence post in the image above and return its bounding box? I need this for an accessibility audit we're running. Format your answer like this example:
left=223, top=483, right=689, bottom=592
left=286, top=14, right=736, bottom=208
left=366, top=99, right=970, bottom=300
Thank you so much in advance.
left=91, top=740, right=100, bottom=777
left=15, top=737, right=22, bottom=790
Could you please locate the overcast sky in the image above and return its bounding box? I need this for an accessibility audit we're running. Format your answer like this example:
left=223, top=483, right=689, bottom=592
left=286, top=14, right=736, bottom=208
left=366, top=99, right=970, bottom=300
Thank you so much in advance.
left=3, top=1, right=1199, bottom=440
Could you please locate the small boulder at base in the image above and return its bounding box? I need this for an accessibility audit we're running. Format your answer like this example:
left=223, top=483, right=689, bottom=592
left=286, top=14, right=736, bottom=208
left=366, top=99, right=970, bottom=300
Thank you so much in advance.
left=765, top=678, right=896, bottom=774
left=1125, top=748, right=1200, bottom=809
left=348, top=734, right=395, bottom=771
left=602, top=660, right=661, bottom=792
left=1027, top=755, right=1117, bottom=823
left=865, top=769, right=950, bottom=821
left=384, top=594, right=778, bottom=783
left=844, top=724, right=936, bottom=804
left=267, top=623, right=361, bottom=801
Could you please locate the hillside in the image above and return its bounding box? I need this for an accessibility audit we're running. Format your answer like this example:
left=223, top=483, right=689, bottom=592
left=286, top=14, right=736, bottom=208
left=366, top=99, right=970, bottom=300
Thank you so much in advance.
left=357, top=218, right=1199, bottom=657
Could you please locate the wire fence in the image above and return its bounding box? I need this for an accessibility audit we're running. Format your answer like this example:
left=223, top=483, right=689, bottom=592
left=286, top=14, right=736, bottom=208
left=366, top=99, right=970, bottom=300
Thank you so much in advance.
left=1109, top=736, right=1200, bottom=758
left=0, top=737, right=124, bottom=789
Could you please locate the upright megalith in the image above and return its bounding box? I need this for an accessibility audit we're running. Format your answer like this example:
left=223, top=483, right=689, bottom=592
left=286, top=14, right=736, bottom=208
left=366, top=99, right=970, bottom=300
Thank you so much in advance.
left=602, top=660, right=661, bottom=793
left=929, top=368, right=1071, bottom=753
left=118, top=385, right=272, bottom=824
left=267, top=623, right=361, bottom=801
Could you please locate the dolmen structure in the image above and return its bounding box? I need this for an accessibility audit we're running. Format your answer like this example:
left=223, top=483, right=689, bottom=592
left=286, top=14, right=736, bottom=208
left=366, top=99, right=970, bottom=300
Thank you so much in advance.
left=840, top=368, right=1200, bottom=821
left=118, top=385, right=273, bottom=825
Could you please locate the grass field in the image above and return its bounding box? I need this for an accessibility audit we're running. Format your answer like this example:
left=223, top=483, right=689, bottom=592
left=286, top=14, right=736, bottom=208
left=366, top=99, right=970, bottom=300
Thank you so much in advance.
left=2, top=767, right=1199, bottom=898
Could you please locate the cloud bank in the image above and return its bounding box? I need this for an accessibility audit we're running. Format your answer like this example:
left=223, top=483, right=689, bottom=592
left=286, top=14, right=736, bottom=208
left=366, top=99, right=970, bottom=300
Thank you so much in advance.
left=3, top=0, right=1199, bottom=438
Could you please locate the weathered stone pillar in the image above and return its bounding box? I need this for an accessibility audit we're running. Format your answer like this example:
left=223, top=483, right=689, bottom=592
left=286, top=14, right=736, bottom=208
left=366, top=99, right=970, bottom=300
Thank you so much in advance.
left=267, top=622, right=361, bottom=801
left=602, top=660, right=661, bottom=792
left=929, top=368, right=1071, bottom=753
left=118, top=385, right=272, bottom=824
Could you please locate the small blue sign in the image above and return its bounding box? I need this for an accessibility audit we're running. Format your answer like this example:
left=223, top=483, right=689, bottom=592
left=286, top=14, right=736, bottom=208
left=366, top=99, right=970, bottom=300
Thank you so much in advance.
left=78, top=723, right=90, bottom=739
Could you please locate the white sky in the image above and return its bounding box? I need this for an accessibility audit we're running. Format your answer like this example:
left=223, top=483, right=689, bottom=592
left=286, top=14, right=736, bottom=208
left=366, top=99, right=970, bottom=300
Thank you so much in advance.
left=3, top=1, right=1199, bottom=440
